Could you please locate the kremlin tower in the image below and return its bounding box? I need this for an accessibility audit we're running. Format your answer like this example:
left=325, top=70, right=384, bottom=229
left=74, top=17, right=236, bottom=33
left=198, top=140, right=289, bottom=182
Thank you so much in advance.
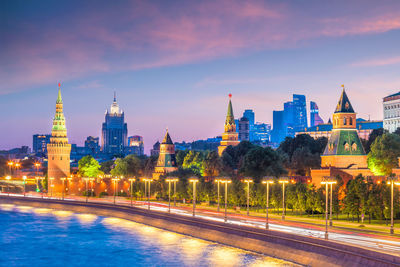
left=321, top=87, right=367, bottom=168
left=218, top=94, right=240, bottom=156
left=153, top=129, right=178, bottom=179
left=47, top=83, right=71, bottom=194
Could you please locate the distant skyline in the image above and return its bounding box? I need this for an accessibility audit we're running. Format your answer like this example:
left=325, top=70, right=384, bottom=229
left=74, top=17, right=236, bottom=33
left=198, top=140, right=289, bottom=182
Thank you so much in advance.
left=1, top=0, right=400, bottom=153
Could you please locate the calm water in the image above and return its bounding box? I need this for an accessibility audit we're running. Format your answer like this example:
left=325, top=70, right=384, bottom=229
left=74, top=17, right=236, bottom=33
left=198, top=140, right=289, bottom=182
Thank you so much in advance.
left=0, top=204, right=297, bottom=267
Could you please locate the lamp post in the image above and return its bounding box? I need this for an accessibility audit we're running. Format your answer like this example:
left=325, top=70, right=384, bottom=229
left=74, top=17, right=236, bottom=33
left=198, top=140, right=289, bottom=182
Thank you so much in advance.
left=49, top=177, right=54, bottom=198
left=22, top=176, right=27, bottom=197
left=220, top=178, right=231, bottom=222
left=329, top=181, right=334, bottom=227
left=112, top=177, right=121, bottom=205
left=215, top=178, right=221, bottom=212
left=242, top=178, right=253, bottom=216
left=279, top=177, right=289, bottom=220
left=14, top=163, right=21, bottom=178
left=90, top=178, right=95, bottom=198
left=142, top=178, right=153, bottom=210
left=128, top=178, right=136, bottom=207
left=34, top=162, right=41, bottom=177
left=387, top=176, right=400, bottom=235
left=36, top=177, right=44, bottom=198
left=189, top=178, right=199, bottom=217
left=60, top=178, right=66, bottom=200
left=262, top=177, right=274, bottom=230
left=5, top=176, right=11, bottom=196
left=84, top=178, right=90, bottom=202
left=66, top=177, right=72, bottom=197
left=321, top=176, right=337, bottom=239
left=7, top=161, right=14, bottom=176
left=166, top=178, right=178, bottom=212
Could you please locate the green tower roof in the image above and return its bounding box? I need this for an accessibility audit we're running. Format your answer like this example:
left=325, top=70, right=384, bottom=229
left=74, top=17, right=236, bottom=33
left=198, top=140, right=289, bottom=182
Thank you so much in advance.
left=335, top=88, right=354, bottom=113
left=56, top=83, right=63, bottom=104
left=225, top=94, right=235, bottom=125
left=162, top=130, right=173, bottom=144
left=323, top=130, right=365, bottom=156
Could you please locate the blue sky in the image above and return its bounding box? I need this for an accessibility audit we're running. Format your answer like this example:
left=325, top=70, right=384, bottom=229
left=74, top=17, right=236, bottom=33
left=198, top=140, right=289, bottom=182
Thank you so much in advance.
left=1, top=0, right=400, bottom=153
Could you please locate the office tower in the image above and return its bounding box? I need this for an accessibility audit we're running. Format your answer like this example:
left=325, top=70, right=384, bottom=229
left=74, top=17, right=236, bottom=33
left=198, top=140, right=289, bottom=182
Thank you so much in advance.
left=126, top=135, right=144, bottom=156
left=310, top=101, right=324, bottom=127
left=84, top=136, right=100, bottom=154
left=243, top=109, right=255, bottom=141
left=238, top=117, right=250, bottom=141
left=33, top=134, right=51, bottom=154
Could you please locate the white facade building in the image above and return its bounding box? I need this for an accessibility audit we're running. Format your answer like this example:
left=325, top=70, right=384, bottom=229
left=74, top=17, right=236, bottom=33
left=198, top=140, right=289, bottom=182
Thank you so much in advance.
left=383, top=92, right=400, bottom=133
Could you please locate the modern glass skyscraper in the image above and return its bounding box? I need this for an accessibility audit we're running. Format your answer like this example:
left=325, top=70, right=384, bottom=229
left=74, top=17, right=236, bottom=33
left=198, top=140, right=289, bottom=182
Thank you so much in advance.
left=243, top=109, right=255, bottom=141
left=310, top=101, right=324, bottom=127
left=101, top=93, right=127, bottom=155
left=293, top=94, right=307, bottom=132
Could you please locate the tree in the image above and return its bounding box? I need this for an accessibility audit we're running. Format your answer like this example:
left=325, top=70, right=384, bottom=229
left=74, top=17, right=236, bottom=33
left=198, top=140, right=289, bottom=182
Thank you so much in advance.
left=240, top=146, right=286, bottom=182
left=368, top=133, right=400, bottom=176
left=124, top=154, right=142, bottom=177
left=290, top=147, right=321, bottom=176
left=202, top=151, right=222, bottom=177
left=100, top=160, right=114, bottom=174
left=78, top=156, right=102, bottom=178
left=363, top=128, right=385, bottom=153
left=111, top=158, right=128, bottom=176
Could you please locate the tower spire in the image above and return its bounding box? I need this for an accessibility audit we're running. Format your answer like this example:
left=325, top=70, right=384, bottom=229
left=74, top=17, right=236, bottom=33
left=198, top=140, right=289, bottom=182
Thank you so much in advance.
left=56, top=82, right=63, bottom=104
left=113, top=91, right=116, bottom=102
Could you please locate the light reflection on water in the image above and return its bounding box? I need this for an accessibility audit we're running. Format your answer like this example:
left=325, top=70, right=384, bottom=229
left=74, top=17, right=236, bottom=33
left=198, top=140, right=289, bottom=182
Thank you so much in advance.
left=0, top=205, right=299, bottom=266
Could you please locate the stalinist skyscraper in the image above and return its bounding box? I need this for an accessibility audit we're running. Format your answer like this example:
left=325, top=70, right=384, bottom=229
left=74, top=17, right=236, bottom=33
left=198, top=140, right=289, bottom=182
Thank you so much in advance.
left=47, top=83, right=71, bottom=193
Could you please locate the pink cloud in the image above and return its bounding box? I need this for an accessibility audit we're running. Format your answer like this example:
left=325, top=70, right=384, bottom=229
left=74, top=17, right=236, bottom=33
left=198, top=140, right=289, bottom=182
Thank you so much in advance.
left=350, top=56, right=400, bottom=67
left=3, top=0, right=400, bottom=93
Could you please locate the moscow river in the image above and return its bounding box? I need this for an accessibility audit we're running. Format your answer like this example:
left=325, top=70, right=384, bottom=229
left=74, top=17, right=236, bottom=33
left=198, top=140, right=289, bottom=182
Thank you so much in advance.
left=0, top=204, right=297, bottom=266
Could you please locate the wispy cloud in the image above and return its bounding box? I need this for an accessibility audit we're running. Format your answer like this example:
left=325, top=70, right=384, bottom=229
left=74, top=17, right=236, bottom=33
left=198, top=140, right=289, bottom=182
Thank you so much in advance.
left=350, top=56, right=400, bottom=67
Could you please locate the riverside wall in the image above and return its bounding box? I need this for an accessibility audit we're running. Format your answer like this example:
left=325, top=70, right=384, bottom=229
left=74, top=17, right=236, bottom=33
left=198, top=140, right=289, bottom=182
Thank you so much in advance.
left=1, top=196, right=400, bottom=267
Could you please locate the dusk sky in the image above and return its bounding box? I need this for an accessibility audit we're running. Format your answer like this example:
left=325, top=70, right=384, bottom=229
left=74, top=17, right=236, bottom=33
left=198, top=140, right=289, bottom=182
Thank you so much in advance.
left=1, top=0, right=400, bottom=153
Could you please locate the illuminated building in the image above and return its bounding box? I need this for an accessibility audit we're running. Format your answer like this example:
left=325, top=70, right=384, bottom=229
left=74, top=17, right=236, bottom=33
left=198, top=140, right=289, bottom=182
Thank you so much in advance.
left=126, top=135, right=144, bottom=156
left=153, top=130, right=178, bottom=179
left=218, top=94, right=240, bottom=156
left=84, top=136, right=100, bottom=154
left=101, top=92, right=127, bottom=155
left=310, top=101, right=324, bottom=127
left=33, top=134, right=51, bottom=155
left=47, top=83, right=71, bottom=193
left=296, top=119, right=383, bottom=140
left=383, top=92, right=400, bottom=133
left=238, top=117, right=249, bottom=141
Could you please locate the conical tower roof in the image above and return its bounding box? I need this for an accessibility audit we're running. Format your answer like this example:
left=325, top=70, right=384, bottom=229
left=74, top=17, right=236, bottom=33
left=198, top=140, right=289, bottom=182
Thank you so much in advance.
left=335, top=88, right=354, bottom=113
left=162, top=129, right=173, bottom=144
left=225, top=94, right=235, bottom=125
left=56, top=83, right=63, bottom=104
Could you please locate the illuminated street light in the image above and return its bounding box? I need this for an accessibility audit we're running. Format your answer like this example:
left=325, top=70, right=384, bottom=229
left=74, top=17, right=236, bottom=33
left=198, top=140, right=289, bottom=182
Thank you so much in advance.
left=141, top=178, right=153, bottom=210
left=34, top=162, right=41, bottom=177
left=220, top=178, right=231, bottom=222
left=242, top=178, right=253, bottom=216
left=5, top=176, right=11, bottom=196
left=49, top=177, right=55, bottom=198
left=14, top=163, right=21, bottom=178
left=262, top=177, right=274, bottom=230
left=128, top=178, right=136, bottom=207
left=66, top=177, right=72, bottom=196
left=112, top=177, right=121, bottom=205
left=387, top=176, right=400, bottom=234
left=60, top=178, right=67, bottom=200
left=166, top=177, right=179, bottom=212
left=321, top=176, right=337, bottom=240
left=7, top=161, right=14, bottom=176
left=278, top=177, right=289, bottom=220
left=189, top=178, right=199, bottom=217
left=214, top=178, right=222, bottom=212
left=22, top=176, right=27, bottom=197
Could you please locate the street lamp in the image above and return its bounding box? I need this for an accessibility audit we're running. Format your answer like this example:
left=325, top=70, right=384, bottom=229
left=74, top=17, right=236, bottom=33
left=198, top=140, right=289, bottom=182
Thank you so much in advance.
left=262, top=177, right=274, bottom=230
left=128, top=178, right=136, bottom=207
left=49, top=177, right=55, bottom=198
left=166, top=178, right=179, bottom=212
left=141, top=178, right=153, bottom=210
left=66, top=177, right=72, bottom=196
left=321, top=176, right=337, bottom=240
left=7, top=161, right=14, bottom=176
left=83, top=178, right=90, bottom=202
left=5, top=176, right=11, bottom=196
left=34, top=162, right=41, bottom=177
left=220, top=178, right=231, bottom=222
left=387, top=176, right=400, bottom=235
left=14, top=163, right=21, bottom=178
left=214, top=178, right=223, bottom=212
left=60, top=178, right=67, bottom=200
left=242, top=178, right=253, bottom=216
left=90, top=178, right=95, bottom=198
left=189, top=178, right=199, bottom=217
left=112, top=177, right=121, bottom=205
left=22, top=176, right=27, bottom=197
left=278, top=177, right=289, bottom=220
left=36, top=177, right=44, bottom=198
